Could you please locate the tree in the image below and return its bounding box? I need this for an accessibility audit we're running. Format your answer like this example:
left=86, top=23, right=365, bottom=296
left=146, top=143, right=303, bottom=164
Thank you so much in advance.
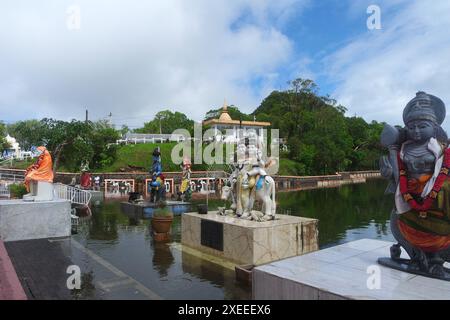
left=119, top=125, right=130, bottom=137
left=134, top=110, right=194, bottom=135
left=0, top=122, right=10, bottom=153
left=7, top=118, right=121, bottom=172
left=39, top=118, right=90, bottom=172
left=204, top=105, right=253, bottom=122
left=252, top=78, right=385, bottom=175
left=6, top=120, right=45, bottom=150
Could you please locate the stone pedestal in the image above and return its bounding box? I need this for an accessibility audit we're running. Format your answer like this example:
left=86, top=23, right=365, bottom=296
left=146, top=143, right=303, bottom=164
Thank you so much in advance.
left=0, top=199, right=71, bottom=242
left=181, top=212, right=318, bottom=266
left=252, top=239, right=450, bottom=300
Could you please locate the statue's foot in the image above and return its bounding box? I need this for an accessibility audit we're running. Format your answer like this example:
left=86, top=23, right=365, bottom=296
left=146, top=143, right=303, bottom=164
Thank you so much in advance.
left=390, top=244, right=402, bottom=260
left=429, top=263, right=446, bottom=277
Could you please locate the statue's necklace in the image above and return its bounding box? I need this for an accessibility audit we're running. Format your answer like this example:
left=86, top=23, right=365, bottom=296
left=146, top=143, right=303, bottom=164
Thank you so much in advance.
left=398, top=148, right=450, bottom=213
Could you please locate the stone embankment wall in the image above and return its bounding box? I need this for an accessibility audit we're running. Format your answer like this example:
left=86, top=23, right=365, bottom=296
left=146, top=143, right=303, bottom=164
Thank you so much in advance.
left=274, top=171, right=381, bottom=191
left=0, top=168, right=381, bottom=193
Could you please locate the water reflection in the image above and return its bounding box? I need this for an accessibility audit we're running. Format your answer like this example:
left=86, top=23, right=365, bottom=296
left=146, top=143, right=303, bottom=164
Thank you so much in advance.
left=181, top=250, right=251, bottom=300
left=275, top=179, right=395, bottom=247
left=70, top=179, right=394, bottom=299
left=151, top=241, right=175, bottom=277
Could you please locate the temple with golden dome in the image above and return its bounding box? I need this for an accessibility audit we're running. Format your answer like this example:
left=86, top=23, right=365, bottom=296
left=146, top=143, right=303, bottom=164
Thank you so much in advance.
left=202, top=101, right=271, bottom=142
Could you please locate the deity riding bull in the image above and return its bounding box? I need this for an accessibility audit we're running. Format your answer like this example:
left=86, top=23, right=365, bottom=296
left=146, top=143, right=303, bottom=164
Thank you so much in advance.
left=221, top=134, right=276, bottom=222
left=379, top=91, right=450, bottom=280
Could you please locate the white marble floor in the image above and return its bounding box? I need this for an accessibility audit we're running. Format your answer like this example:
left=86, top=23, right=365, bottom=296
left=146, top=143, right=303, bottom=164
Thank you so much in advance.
left=253, top=239, right=450, bottom=300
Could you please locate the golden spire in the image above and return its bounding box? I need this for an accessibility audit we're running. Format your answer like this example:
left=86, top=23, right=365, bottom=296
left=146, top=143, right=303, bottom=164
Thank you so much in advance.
left=218, top=98, right=232, bottom=122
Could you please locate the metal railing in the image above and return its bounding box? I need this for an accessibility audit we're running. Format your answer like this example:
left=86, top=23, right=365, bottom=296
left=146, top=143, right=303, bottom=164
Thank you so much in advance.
left=0, top=173, right=25, bottom=183
left=54, top=183, right=92, bottom=206
left=0, top=185, right=10, bottom=198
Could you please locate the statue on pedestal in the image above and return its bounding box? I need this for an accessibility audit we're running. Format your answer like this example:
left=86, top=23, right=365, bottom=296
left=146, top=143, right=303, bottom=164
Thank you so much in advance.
left=23, top=146, right=54, bottom=201
left=178, top=157, right=192, bottom=202
left=379, top=91, right=450, bottom=280
left=80, top=162, right=92, bottom=190
left=221, top=133, right=276, bottom=222
left=149, top=147, right=166, bottom=203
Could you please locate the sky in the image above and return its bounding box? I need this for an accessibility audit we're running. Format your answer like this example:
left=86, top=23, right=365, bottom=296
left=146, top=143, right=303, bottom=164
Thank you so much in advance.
left=1, top=0, right=450, bottom=131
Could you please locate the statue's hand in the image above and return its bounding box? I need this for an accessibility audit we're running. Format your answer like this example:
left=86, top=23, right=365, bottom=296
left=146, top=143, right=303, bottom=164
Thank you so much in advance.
left=380, top=155, right=393, bottom=178
left=380, top=124, right=400, bottom=148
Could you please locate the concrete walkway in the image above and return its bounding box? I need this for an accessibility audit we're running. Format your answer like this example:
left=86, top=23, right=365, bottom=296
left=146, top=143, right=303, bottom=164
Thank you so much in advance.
left=0, top=240, right=27, bottom=300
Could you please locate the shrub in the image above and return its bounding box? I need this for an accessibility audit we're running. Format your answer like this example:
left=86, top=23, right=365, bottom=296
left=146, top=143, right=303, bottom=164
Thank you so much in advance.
left=9, top=183, right=28, bottom=198
left=152, top=205, right=173, bottom=218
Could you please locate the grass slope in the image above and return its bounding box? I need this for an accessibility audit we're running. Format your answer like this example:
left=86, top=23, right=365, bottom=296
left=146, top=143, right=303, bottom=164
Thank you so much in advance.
left=7, top=142, right=297, bottom=175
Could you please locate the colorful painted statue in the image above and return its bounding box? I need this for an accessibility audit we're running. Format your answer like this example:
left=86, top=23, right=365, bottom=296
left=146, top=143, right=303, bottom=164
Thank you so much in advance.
left=178, top=157, right=192, bottom=202
left=23, top=146, right=54, bottom=201
left=222, top=133, right=276, bottom=221
left=379, top=91, right=450, bottom=280
left=80, top=162, right=92, bottom=190
left=149, top=147, right=166, bottom=203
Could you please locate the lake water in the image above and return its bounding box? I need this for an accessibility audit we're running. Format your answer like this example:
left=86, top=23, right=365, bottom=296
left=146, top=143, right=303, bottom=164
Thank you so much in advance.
left=71, top=178, right=395, bottom=299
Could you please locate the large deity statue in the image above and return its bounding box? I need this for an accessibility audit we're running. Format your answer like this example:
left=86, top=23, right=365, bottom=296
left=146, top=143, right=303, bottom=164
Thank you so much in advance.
left=221, top=131, right=276, bottom=221
left=149, top=147, right=166, bottom=203
left=379, top=91, right=450, bottom=280
left=23, top=146, right=54, bottom=201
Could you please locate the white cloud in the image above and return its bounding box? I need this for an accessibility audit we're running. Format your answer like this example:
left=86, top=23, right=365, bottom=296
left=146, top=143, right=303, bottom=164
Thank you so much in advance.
left=0, top=0, right=306, bottom=128
left=324, top=0, right=450, bottom=130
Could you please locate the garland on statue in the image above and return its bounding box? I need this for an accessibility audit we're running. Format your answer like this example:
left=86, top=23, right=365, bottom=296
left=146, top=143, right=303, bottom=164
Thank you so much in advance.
left=398, top=147, right=450, bottom=213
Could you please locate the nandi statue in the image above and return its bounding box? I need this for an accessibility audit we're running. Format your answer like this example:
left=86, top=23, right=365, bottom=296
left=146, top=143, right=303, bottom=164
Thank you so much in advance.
left=221, top=134, right=277, bottom=222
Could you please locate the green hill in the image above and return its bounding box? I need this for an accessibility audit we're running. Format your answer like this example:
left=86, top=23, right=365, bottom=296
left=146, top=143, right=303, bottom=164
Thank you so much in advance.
left=7, top=142, right=299, bottom=175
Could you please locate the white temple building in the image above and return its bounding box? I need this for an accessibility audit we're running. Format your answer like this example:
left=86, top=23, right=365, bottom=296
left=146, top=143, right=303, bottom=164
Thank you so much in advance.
left=202, top=101, right=271, bottom=143
left=4, top=135, right=20, bottom=158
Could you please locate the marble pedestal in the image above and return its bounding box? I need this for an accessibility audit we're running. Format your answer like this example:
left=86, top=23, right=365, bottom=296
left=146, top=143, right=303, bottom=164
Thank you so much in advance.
left=181, top=212, right=318, bottom=266
left=253, top=239, right=450, bottom=300
left=0, top=199, right=71, bottom=242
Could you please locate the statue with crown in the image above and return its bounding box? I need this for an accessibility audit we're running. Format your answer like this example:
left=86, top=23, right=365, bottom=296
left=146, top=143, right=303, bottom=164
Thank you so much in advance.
left=149, top=146, right=166, bottom=203
left=379, top=91, right=450, bottom=280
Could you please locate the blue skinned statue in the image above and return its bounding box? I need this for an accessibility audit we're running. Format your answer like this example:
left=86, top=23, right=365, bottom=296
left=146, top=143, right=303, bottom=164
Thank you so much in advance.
left=149, top=147, right=166, bottom=203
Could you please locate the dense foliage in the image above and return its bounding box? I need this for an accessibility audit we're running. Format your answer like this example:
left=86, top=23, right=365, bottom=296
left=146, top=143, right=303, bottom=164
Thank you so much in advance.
left=253, top=79, right=385, bottom=175
left=0, top=122, right=10, bottom=152
left=7, top=119, right=120, bottom=172
left=134, top=110, right=194, bottom=135
left=204, top=105, right=253, bottom=122
left=8, top=183, right=27, bottom=198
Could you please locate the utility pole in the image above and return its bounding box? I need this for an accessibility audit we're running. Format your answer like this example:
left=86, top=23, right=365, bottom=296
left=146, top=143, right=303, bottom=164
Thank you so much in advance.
left=85, top=109, right=88, bottom=123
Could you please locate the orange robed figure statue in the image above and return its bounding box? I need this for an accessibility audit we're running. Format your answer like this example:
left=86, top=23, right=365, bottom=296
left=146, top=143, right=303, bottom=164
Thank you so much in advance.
left=23, top=146, right=55, bottom=201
